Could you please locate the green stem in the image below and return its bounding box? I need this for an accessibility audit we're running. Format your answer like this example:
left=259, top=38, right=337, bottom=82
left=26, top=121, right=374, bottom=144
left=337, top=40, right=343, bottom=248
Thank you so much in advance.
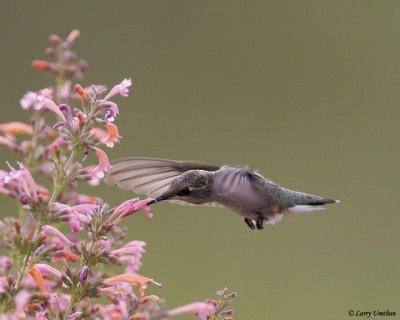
left=49, top=149, right=77, bottom=203
left=13, top=226, right=42, bottom=290
left=63, top=294, right=76, bottom=319
left=14, top=252, right=31, bottom=289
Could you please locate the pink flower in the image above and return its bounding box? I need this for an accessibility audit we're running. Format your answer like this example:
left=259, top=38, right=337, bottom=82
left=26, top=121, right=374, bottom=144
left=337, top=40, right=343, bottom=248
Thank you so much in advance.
left=168, top=302, right=216, bottom=320
left=112, top=241, right=146, bottom=273
left=20, top=88, right=53, bottom=110
left=67, top=312, right=82, bottom=320
left=81, top=165, right=101, bottom=186
left=100, top=281, right=135, bottom=297
left=54, top=203, right=93, bottom=232
left=101, top=100, right=119, bottom=122
left=106, top=198, right=153, bottom=227
left=0, top=256, right=12, bottom=274
left=89, top=127, right=108, bottom=141
left=103, top=78, right=132, bottom=101
left=0, top=276, right=9, bottom=293
left=20, top=91, right=38, bottom=109
left=0, top=122, right=33, bottom=137
left=34, top=263, right=62, bottom=279
left=14, top=290, right=32, bottom=318
left=37, top=95, right=67, bottom=122
left=101, top=123, right=121, bottom=148
left=41, top=225, right=73, bottom=246
left=95, top=238, right=111, bottom=250
left=0, top=136, right=19, bottom=151
left=103, top=273, right=161, bottom=297
left=35, top=312, right=48, bottom=320
left=91, top=147, right=111, bottom=179
left=49, top=293, right=71, bottom=313
left=8, top=162, right=38, bottom=201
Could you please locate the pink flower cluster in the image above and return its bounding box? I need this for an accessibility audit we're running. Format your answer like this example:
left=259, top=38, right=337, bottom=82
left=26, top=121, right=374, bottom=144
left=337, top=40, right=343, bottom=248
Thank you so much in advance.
left=0, top=30, right=235, bottom=320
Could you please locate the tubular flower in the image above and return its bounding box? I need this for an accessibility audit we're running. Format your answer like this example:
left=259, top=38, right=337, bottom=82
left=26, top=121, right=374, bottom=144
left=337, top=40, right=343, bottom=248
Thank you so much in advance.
left=103, top=101, right=119, bottom=121
left=0, top=136, right=19, bottom=151
left=139, top=295, right=159, bottom=304
left=34, top=264, right=62, bottom=279
left=28, top=265, right=46, bottom=293
left=103, top=78, right=132, bottom=101
left=37, top=95, right=66, bottom=122
left=103, top=273, right=161, bottom=297
left=107, top=198, right=153, bottom=227
left=0, top=122, right=33, bottom=137
left=101, top=123, right=121, bottom=148
left=112, top=240, right=146, bottom=273
left=20, top=88, right=53, bottom=110
left=7, top=162, right=38, bottom=201
left=41, top=225, right=73, bottom=246
left=168, top=302, right=216, bottom=320
left=20, top=91, right=38, bottom=109
left=74, top=83, right=87, bottom=102
left=91, top=147, right=111, bottom=179
left=54, top=202, right=97, bottom=232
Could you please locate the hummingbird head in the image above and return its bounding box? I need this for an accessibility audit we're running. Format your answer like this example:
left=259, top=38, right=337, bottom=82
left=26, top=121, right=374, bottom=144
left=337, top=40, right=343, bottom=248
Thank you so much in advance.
left=148, top=170, right=214, bottom=205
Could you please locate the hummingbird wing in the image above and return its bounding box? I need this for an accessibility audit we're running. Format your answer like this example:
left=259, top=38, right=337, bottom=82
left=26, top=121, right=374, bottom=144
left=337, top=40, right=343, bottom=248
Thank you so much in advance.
left=213, top=167, right=271, bottom=210
left=104, top=157, right=220, bottom=198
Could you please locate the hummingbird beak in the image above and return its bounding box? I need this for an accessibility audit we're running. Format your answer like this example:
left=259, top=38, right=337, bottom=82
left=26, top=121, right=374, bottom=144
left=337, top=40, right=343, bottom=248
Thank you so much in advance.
left=147, top=195, right=167, bottom=205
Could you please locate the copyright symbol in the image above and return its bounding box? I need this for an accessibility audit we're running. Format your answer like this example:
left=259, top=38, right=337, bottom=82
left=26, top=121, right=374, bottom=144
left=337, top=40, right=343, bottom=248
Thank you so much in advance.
left=348, top=310, right=355, bottom=316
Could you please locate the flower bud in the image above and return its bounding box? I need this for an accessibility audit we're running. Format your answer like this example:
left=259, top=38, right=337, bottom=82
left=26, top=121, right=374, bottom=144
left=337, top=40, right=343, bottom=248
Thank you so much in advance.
left=79, top=266, right=88, bottom=283
left=19, top=193, right=31, bottom=205
left=49, top=34, right=61, bottom=44
left=14, top=220, right=20, bottom=234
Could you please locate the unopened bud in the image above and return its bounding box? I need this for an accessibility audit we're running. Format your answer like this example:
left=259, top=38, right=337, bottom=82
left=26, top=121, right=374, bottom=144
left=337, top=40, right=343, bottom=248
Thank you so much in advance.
left=78, top=59, right=89, bottom=71
left=221, top=310, right=234, bottom=316
left=49, top=34, right=61, bottom=44
left=64, top=50, right=77, bottom=61
left=76, top=111, right=86, bottom=124
left=79, top=266, right=88, bottom=283
left=14, top=220, right=20, bottom=233
left=106, top=294, right=119, bottom=305
left=65, top=30, right=80, bottom=45
left=74, top=84, right=87, bottom=102
left=19, top=193, right=31, bottom=205
left=31, top=60, right=50, bottom=70
left=45, top=47, right=55, bottom=56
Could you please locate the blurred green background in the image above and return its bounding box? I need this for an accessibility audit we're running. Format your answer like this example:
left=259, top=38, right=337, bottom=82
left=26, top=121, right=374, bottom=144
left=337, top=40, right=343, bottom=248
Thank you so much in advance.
left=0, top=1, right=399, bottom=319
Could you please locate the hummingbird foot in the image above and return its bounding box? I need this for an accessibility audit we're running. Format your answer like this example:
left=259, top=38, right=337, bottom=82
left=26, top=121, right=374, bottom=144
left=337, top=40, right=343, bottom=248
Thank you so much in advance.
left=244, top=218, right=255, bottom=230
left=256, top=217, right=264, bottom=230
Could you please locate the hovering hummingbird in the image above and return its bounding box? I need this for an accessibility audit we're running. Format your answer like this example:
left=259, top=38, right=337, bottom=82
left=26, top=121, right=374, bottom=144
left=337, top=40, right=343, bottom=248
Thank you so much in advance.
left=105, top=157, right=339, bottom=230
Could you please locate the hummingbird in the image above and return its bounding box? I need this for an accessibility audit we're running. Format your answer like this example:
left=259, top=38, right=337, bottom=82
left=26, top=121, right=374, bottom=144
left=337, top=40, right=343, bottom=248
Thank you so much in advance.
left=104, top=157, right=339, bottom=230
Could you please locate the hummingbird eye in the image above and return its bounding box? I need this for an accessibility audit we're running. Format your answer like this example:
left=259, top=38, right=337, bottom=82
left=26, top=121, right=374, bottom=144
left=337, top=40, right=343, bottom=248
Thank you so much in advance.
left=177, top=187, right=191, bottom=196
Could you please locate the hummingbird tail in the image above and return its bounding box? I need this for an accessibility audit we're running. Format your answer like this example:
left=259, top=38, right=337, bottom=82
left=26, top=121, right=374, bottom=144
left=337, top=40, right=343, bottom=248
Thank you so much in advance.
left=282, top=189, right=339, bottom=207
left=281, top=191, right=339, bottom=217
